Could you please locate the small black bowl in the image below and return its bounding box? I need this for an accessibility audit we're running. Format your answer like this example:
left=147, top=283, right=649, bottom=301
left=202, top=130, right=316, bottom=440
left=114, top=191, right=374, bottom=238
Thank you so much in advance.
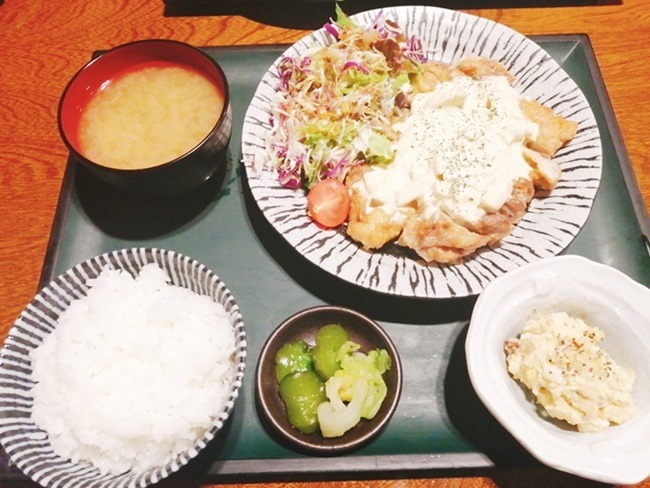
left=255, top=305, right=402, bottom=455
left=58, top=39, right=232, bottom=196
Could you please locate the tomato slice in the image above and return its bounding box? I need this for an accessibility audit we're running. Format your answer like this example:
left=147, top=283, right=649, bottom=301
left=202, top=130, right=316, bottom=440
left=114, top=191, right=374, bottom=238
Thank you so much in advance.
left=307, top=178, right=351, bottom=228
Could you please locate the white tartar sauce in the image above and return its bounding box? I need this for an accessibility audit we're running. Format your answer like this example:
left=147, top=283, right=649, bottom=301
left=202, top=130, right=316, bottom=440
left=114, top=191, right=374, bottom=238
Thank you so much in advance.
left=354, top=75, right=539, bottom=225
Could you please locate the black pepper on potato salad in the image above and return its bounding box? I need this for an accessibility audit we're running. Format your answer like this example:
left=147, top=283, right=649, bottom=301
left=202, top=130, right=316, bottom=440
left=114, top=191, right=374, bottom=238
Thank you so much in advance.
left=266, top=6, right=578, bottom=263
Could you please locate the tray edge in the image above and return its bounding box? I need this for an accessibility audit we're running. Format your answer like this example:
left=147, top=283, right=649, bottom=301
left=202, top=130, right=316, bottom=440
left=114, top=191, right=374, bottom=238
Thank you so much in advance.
left=29, top=34, right=648, bottom=482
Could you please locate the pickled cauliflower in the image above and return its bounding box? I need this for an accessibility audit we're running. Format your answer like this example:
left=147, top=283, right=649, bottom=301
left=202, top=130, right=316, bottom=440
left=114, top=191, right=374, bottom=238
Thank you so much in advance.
left=505, top=311, right=635, bottom=432
left=317, top=342, right=391, bottom=437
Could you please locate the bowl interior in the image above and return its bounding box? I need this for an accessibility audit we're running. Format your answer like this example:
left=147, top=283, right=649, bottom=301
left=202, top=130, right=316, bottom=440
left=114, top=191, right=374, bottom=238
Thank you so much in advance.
left=58, top=40, right=229, bottom=162
left=255, top=305, right=402, bottom=455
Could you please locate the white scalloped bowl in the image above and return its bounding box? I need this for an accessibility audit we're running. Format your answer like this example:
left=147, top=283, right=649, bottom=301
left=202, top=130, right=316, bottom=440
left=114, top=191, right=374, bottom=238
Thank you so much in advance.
left=0, top=248, right=247, bottom=488
left=466, top=254, right=650, bottom=484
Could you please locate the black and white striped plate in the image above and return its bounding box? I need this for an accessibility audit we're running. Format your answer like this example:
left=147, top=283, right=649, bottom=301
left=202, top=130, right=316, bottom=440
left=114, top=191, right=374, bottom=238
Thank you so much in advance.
left=241, top=6, right=602, bottom=299
left=0, top=248, right=247, bottom=488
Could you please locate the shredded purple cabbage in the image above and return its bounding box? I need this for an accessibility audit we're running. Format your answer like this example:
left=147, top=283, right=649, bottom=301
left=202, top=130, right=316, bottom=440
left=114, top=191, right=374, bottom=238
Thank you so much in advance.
left=342, top=61, right=369, bottom=74
left=278, top=57, right=294, bottom=89
left=406, top=36, right=427, bottom=63
left=323, top=22, right=340, bottom=40
left=278, top=167, right=302, bottom=188
left=324, top=152, right=357, bottom=179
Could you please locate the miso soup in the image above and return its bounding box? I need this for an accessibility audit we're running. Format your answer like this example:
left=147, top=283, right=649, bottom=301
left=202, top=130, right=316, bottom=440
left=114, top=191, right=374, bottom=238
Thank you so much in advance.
left=78, top=65, right=224, bottom=170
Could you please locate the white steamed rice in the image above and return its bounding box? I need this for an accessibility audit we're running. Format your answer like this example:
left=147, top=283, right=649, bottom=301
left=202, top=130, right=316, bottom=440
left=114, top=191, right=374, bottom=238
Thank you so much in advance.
left=29, top=263, right=236, bottom=476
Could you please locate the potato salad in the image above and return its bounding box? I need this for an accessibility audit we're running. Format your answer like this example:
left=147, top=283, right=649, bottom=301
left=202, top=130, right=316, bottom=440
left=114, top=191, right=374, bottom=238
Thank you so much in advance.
left=505, top=312, right=635, bottom=432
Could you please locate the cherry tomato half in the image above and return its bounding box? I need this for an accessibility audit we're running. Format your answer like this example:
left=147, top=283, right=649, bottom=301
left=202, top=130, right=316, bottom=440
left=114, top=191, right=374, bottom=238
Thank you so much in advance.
left=307, top=178, right=351, bottom=228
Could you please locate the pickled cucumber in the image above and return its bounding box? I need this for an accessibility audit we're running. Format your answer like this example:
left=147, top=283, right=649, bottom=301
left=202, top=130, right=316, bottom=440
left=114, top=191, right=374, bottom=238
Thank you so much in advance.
left=312, top=323, right=349, bottom=380
left=278, top=370, right=326, bottom=434
left=275, top=340, right=312, bottom=382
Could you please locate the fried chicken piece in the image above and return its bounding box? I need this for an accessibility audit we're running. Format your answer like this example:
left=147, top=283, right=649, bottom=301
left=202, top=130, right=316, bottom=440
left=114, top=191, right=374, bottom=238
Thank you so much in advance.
left=456, top=57, right=515, bottom=84
left=466, top=178, right=535, bottom=238
left=523, top=147, right=561, bottom=191
left=347, top=207, right=405, bottom=250
left=520, top=98, right=578, bottom=157
left=455, top=59, right=576, bottom=158
left=338, top=56, right=576, bottom=264
left=398, top=179, right=534, bottom=264
left=345, top=166, right=406, bottom=250
left=412, top=61, right=458, bottom=93
left=398, top=211, right=491, bottom=263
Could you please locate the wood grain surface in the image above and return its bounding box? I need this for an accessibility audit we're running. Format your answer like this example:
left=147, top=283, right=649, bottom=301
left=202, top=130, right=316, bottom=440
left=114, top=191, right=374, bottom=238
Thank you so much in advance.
left=0, top=0, right=648, bottom=486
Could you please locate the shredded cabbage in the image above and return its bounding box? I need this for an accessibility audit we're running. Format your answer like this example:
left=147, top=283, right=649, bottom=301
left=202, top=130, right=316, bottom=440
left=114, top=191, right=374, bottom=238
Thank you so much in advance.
left=266, top=6, right=426, bottom=189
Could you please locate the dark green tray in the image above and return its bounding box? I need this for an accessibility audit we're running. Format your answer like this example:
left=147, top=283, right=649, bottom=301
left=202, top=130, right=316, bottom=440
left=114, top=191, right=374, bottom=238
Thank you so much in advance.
left=3, top=35, right=646, bottom=482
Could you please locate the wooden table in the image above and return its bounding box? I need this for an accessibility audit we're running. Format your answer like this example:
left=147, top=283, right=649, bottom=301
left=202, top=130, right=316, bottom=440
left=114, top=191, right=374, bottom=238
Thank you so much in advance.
left=0, top=0, right=648, bottom=486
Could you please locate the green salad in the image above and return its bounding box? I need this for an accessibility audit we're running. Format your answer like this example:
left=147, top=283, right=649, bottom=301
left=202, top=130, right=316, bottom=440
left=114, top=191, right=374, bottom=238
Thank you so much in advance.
left=267, top=5, right=426, bottom=190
